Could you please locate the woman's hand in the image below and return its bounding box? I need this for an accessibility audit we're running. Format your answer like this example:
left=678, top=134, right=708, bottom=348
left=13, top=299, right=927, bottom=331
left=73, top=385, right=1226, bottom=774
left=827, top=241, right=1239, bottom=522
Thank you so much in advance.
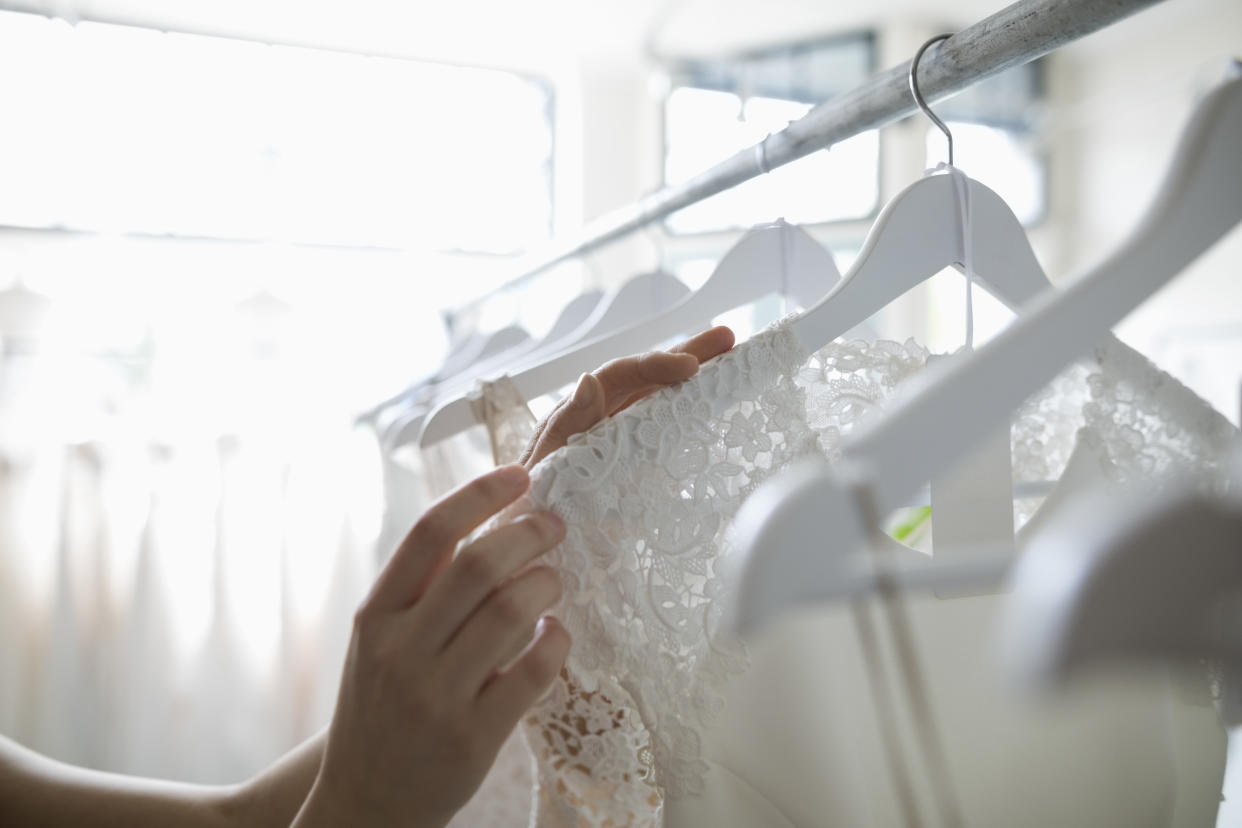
left=293, top=465, right=569, bottom=828
left=520, top=325, right=735, bottom=469
left=293, top=326, right=734, bottom=828
left=0, top=328, right=738, bottom=828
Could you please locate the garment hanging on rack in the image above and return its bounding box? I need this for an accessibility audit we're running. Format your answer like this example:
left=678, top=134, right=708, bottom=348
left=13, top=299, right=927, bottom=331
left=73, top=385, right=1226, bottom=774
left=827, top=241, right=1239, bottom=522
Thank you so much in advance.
left=425, top=376, right=541, bottom=827
left=371, top=400, right=495, bottom=564
left=491, top=315, right=1234, bottom=828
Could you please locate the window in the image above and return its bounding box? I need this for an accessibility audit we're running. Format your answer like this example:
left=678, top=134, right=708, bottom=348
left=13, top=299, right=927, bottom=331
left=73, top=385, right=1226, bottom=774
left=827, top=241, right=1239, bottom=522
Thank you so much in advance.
left=662, top=33, right=880, bottom=234
left=0, top=11, right=554, bottom=254
left=924, top=60, right=1047, bottom=226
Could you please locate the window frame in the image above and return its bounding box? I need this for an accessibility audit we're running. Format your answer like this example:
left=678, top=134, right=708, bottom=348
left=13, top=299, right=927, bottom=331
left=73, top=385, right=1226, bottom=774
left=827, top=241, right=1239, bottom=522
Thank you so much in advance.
left=0, top=9, right=558, bottom=256
left=658, top=29, right=882, bottom=237
left=930, top=58, right=1050, bottom=229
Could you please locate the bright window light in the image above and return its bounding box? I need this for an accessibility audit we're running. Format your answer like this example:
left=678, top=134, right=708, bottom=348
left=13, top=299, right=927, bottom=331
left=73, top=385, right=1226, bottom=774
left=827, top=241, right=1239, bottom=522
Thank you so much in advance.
left=922, top=59, right=1047, bottom=227
left=927, top=122, right=1045, bottom=226
left=664, top=90, right=879, bottom=233
left=662, top=34, right=879, bottom=234
left=0, top=11, right=553, bottom=254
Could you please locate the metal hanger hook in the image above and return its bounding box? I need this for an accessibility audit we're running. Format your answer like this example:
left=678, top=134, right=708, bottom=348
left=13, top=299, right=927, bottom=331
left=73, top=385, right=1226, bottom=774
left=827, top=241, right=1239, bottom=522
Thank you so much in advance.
left=909, top=33, right=955, bottom=167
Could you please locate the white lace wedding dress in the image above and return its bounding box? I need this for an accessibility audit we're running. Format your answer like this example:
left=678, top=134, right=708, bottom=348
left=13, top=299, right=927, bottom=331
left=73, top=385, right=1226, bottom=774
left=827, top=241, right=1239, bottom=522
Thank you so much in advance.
left=501, top=316, right=1237, bottom=827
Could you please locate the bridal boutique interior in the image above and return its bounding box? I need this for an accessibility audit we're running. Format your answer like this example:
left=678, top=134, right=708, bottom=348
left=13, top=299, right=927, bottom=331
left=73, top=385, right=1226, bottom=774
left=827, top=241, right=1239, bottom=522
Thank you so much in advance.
left=0, top=0, right=1241, bottom=826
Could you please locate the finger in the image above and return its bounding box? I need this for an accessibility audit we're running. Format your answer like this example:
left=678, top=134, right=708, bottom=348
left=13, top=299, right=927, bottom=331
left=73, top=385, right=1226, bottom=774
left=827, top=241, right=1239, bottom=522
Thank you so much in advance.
left=409, top=510, right=565, bottom=649
left=667, top=325, right=736, bottom=363
left=612, top=386, right=662, bottom=414
left=520, top=327, right=738, bottom=468
left=476, top=616, right=571, bottom=727
left=523, top=372, right=606, bottom=468
left=439, top=566, right=562, bottom=694
left=518, top=395, right=569, bottom=467
left=606, top=326, right=736, bottom=414
left=479, top=617, right=538, bottom=686
left=365, top=465, right=530, bottom=613
left=594, top=350, right=700, bottom=414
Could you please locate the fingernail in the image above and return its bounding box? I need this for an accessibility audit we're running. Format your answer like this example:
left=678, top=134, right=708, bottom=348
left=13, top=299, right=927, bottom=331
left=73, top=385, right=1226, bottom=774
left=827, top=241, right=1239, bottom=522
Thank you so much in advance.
left=572, top=373, right=597, bottom=408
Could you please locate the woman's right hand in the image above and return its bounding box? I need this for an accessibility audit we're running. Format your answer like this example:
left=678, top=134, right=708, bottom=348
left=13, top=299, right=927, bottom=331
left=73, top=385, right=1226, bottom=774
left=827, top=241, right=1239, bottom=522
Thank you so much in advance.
left=292, top=464, right=568, bottom=828
left=293, top=326, right=735, bottom=828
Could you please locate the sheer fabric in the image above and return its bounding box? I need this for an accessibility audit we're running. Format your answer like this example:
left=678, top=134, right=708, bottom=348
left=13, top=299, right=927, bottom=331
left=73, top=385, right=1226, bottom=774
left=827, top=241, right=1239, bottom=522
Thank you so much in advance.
left=507, top=316, right=1237, bottom=827
left=0, top=350, right=377, bottom=783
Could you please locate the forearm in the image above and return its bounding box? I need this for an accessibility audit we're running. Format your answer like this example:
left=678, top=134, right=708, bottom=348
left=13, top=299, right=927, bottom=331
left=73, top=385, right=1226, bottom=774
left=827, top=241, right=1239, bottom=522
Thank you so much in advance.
left=231, top=730, right=326, bottom=828
left=0, top=734, right=239, bottom=828
left=0, top=729, right=326, bottom=828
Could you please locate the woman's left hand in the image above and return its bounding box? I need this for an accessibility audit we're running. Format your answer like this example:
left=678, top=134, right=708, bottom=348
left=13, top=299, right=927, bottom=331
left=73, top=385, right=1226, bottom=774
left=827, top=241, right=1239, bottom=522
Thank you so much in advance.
left=518, top=325, right=735, bottom=470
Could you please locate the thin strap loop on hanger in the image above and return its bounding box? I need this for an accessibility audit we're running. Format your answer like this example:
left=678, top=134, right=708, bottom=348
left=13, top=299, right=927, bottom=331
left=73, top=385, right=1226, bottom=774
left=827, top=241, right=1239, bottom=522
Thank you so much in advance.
left=753, top=133, right=773, bottom=175
left=945, top=166, right=976, bottom=350
left=910, top=34, right=955, bottom=167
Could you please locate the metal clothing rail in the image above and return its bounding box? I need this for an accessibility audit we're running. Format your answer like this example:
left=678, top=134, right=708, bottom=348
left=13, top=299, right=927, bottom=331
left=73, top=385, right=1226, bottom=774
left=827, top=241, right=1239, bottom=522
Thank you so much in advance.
left=453, top=0, right=1164, bottom=319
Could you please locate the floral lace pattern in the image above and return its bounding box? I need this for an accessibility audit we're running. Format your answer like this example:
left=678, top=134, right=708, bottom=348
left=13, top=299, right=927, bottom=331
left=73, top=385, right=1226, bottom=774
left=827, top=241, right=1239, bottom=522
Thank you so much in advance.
left=1085, top=336, right=1238, bottom=492
left=514, top=317, right=1239, bottom=827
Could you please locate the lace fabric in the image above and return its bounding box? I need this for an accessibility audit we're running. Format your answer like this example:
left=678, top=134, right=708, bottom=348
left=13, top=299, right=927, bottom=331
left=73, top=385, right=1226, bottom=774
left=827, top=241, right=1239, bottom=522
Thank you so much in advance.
left=513, top=316, right=1239, bottom=828
left=519, top=322, right=816, bottom=826
left=448, top=376, right=540, bottom=828
left=469, top=376, right=539, bottom=471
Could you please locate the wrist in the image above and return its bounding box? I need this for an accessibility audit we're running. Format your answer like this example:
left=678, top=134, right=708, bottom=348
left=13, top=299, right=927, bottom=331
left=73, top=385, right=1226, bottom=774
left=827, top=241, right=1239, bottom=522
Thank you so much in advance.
left=210, top=781, right=252, bottom=828
left=289, top=779, right=351, bottom=828
left=291, top=774, right=451, bottom=828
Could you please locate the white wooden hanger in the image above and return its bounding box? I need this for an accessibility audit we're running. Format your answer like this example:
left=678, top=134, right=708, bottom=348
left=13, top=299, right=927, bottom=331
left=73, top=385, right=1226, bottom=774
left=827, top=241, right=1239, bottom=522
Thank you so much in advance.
left=357, top=328, right=480, bottom=428
left=384, top=274, right=690, bottom=451
left=422, top=288, right=609, bottom=390
left=535, top=289, right=607, bottom=350
left=553, top=271, right=689, bottom=353
left=1004, top=451, right=1242, bottom=828
left=377, top=324, right=530, bottom=449
left=432, top=324, right=531, bottom=385
left=381, top=291, right=611, bottom=451
left=418, top=219, right=845, bottom=448
left=1002, top=460, right=1242, bottom=690
left=789, top=35, right=1054, bottom=355
left=359, top=288, right=603, bottom=431
left=727, top=61, right=1242, bottom=637
left=447, top=274, right=685, bottom=391
left=438, top=270, right=684, bottom=396
left=459, top=271, right=686, bottom=382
